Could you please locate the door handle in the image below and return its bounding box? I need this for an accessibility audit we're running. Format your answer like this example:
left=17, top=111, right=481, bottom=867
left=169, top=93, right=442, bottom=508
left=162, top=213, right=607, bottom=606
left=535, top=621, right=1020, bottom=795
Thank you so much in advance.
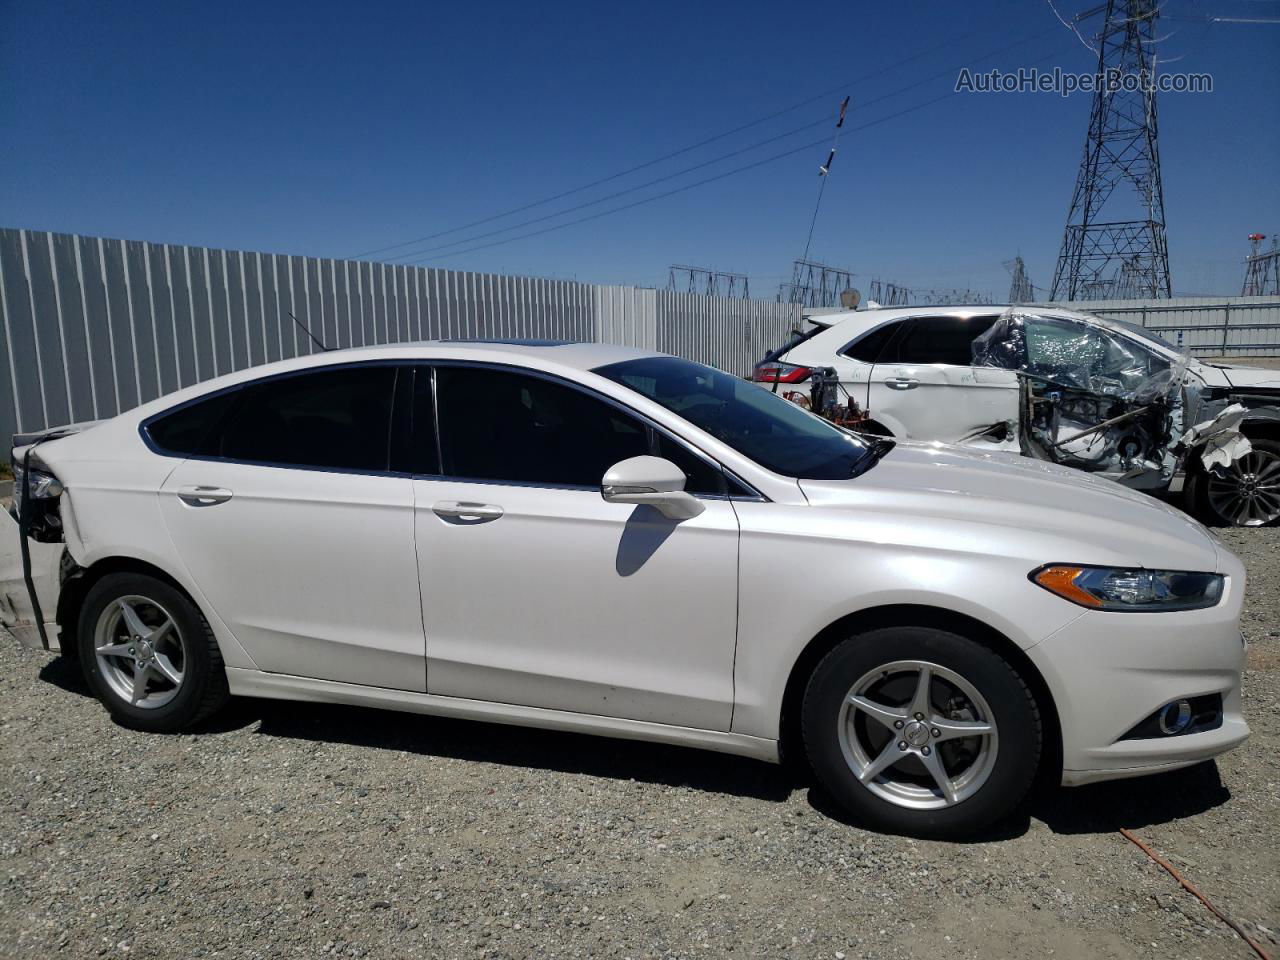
left=885, top=377, right=920, bottom=390
left=176, top=485, right=234, bottom=506
left=432, top=501, right=504, bottom=523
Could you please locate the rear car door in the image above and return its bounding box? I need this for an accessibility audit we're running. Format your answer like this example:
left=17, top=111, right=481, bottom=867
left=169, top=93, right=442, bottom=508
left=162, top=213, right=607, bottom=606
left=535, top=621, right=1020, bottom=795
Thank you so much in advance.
left=411, top=363, right=741, bottom=730
left=152, top=363, right=426, bottom=691
left=866, top=314, right=1017, bottom=440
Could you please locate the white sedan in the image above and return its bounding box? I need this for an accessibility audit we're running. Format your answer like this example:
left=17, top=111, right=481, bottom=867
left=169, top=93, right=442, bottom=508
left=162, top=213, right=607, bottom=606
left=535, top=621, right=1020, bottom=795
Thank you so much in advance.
left=5, top=341, right=1249, bottom=837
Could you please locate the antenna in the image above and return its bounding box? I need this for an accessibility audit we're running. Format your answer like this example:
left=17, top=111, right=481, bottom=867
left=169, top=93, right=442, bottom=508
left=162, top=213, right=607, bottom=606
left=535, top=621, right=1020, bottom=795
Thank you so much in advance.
left=287, top=310, right=333, bottom=353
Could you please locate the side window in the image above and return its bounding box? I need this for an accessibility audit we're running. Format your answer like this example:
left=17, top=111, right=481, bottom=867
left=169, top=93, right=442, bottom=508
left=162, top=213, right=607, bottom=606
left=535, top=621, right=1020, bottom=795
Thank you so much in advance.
left=436, top=366, right=651, bottom=487
left=653, top=432, right=726, bottom=497
left=895, top=315, right=999, bottom=366
left=841, top=321, right=903, bottom=363
left=145, top=391, right=240, bottom=456
left=213, top=366, right=396, bottom=470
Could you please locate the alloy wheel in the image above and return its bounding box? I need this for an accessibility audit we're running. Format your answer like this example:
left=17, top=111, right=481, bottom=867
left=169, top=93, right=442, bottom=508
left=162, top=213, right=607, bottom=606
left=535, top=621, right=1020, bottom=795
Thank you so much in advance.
left=93, top=595, right=188, bottom=709
left=1206, top=449, right=1280, bottom=527
left=838, top=660, right=999, bottom=810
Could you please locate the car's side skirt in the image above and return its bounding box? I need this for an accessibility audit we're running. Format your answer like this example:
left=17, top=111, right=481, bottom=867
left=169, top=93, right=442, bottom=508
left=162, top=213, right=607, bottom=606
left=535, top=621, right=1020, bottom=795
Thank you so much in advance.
left=226, top=668, right=781, bottom=763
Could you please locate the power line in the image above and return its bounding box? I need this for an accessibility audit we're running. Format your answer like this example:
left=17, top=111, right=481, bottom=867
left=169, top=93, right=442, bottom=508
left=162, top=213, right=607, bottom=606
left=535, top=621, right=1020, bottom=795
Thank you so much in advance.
left=379, top=31, right=1069, bottom=265
left=350, top=25, right=1061, bottom=261
left=401, top=92, right=962, bottom=266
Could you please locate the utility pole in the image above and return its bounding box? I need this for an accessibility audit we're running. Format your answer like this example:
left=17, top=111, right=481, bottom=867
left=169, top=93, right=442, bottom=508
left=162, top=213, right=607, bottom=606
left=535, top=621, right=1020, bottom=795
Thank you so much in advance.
left=1242, top=234, right=1280, bottom=296
left=1050, top=0, right=1172, bottom=301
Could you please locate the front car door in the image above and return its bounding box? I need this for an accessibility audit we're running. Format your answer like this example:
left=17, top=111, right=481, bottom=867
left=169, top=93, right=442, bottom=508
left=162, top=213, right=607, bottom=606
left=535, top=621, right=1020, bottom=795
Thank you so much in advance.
left=152, top=363, right=426, bottom=691
left=866, top=314, right=1018, bottom=440
left=410, top=362, right=741, bottom=731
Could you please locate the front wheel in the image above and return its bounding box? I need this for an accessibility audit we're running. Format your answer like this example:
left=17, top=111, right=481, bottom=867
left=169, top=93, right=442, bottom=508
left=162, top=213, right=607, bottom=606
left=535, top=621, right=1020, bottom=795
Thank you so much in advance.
left=1191, top=438, right=1280, bottom=527
left=78, top=572, right=230, bottom=732
left=802, top=626, right=1041, bottom=838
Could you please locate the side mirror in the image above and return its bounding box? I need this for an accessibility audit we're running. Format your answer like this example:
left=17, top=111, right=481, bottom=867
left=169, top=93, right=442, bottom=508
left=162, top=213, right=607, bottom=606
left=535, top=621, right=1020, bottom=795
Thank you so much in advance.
left=601, top=456, right=705, bottom=521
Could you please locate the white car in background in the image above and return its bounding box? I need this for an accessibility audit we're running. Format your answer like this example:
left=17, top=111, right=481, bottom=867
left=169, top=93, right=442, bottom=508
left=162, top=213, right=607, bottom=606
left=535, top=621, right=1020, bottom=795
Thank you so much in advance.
left=758, top=306, right=1280, bottom=527
left=3, top=341, right=1249, bottom=838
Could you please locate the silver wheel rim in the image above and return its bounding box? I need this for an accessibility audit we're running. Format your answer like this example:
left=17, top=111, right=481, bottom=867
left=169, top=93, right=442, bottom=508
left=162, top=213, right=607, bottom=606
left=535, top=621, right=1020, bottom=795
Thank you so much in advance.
left=838, top=660, right=999, bottom=811
left=1206, top=449, right=1280, bottom=527
left=94, top=595, right=187, bottom=710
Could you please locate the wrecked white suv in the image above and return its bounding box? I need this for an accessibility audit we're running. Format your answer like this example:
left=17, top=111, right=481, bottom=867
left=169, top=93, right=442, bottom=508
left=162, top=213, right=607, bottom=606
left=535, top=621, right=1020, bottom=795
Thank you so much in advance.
left=758, top=306, right=1280, bottom=527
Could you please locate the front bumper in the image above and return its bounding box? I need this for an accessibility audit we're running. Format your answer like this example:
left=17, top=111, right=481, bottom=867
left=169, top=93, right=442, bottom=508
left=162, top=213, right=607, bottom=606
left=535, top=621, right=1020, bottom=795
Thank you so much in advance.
left=1025, top=575, right=1249, bottom=786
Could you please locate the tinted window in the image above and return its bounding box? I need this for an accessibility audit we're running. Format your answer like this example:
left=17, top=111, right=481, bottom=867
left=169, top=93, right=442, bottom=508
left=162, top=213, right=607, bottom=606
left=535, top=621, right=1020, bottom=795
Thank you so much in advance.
left=841, top=321, right=903, bottom=363
left=894, top=315, right=998, bottom=365
left=209, top=366, right=395, bottom=470
left=146, top=391, right=240, bottom=456
left=436, top=366, right=656, bottom=488
left=597, top=356, right=879, bottom=480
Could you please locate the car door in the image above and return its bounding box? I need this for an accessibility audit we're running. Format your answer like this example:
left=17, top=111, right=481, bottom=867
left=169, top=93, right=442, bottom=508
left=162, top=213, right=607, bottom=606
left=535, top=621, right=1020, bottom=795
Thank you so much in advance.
left=411, top=363, right=741, bottom=731
left=153, top=363, right=426, bottom=691
left=866, top=314, right=1017, bottom=440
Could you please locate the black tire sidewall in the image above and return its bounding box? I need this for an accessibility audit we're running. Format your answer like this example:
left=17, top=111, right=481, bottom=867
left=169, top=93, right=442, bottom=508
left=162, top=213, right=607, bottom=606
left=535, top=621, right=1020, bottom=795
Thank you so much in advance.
left=77, top=572, right=219, bottom=732
left=802, top=626, right=1040, bottom=838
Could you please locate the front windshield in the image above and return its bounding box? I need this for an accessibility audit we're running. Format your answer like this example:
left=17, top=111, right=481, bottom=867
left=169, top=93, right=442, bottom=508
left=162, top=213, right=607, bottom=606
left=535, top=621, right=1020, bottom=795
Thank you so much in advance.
left=1100, top=315, right=1180, bottom=354
left=595, top=355, right=877, bottom=480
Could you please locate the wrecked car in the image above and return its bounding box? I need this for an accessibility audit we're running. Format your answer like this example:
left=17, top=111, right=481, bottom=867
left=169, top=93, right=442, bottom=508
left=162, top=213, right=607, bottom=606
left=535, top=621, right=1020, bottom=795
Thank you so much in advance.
left=757, top=305, right=1280, bottom=527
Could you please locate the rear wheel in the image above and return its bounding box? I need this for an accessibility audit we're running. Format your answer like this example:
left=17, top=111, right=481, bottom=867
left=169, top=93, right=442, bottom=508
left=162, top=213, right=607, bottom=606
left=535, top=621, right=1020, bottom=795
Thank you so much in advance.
left=78, top=573, right=229, bottom=731
left=802, top=626, right=1041, bottom=838
left=1192, top=438, right=1280, bottom=527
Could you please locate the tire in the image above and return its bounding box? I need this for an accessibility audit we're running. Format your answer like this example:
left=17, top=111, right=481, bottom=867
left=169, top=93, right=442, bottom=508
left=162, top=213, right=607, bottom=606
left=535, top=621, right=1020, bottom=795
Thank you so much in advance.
left=77, top=572, right=230, bottom=732
left=801, top=625, right=1041, bottom=839
left=1189, top=437, right=1280, bottom=528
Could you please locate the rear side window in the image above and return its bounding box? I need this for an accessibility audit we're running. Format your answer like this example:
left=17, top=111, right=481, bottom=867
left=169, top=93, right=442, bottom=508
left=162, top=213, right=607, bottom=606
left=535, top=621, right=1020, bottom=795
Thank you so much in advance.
left=893, top=315, right=998, bottom=366
left=146, top=365, right=397, bottom=472
left=841, top=321, right=903, bottom=363
left=145, top=391, right=239, bottom=456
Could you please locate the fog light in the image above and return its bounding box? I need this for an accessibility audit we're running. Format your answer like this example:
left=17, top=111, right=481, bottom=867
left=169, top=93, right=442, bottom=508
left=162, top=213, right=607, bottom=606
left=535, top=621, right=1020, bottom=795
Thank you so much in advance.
left=1157, top=699, right=1193, bottom=735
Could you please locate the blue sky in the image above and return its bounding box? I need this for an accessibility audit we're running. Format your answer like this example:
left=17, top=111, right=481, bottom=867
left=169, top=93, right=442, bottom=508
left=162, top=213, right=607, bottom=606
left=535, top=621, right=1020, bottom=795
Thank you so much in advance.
left=2, top=0, right=1277, bottom=299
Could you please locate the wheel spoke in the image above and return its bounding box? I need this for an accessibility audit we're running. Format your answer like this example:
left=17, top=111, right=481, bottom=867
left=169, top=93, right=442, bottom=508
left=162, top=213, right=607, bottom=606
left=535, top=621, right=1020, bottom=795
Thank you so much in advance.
left=130, top=664, right=150, bottom=704
left=918, top=746, right=959, bottom=804
left=931, top=717, right=994, bottom=742
left=118, top=600, right=149, bottom=640
left=147, top=617, right=175, bottom=647
left=96, top=642, right=134, bottom=659
left=858, top=739, right=904, bottom=784
left=151, top=652, right=182, bottom=687
left=908, top=665, right=933, bottom=720
left=848, top=695, right=908, bottom=731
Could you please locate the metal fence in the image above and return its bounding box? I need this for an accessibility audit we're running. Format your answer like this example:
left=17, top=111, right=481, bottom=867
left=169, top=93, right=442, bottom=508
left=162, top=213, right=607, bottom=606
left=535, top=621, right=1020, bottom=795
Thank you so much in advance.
left=0, top=228, right=801, bottom=441
left=1053, top=295, right=1280, bottom=356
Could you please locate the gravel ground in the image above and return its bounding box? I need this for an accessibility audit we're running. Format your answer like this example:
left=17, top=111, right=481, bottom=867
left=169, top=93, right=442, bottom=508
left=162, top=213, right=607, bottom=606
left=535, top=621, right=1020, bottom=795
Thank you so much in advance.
left=1, top=531, right=1277, bottom=960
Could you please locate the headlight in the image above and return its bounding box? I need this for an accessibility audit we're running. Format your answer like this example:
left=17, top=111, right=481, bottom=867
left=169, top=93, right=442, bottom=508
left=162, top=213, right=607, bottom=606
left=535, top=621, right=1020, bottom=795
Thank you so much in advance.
left=1031, top=564, right=1224, bottom=611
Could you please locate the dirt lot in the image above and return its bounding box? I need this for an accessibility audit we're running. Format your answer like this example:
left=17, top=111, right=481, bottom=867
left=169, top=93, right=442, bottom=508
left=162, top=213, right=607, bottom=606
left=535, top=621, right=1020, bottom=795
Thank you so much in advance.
left=1, top=531, right=1277, bottom=960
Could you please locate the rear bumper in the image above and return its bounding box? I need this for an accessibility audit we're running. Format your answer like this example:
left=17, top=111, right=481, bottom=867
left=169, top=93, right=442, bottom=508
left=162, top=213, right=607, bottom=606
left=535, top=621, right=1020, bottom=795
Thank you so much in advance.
left=1025, top=578, right=1249, bottom=786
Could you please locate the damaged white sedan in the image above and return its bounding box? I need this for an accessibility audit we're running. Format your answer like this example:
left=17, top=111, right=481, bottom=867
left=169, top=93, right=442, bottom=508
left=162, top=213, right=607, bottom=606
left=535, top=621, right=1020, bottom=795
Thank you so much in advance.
left=0, top=342, right=1251, bottom=839
left=760, top=306, right=1280, bottom=526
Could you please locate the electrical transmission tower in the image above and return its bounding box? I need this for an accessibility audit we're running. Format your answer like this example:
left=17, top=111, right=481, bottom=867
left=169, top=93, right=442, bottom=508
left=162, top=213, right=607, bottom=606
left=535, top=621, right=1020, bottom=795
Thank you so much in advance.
left=667, top=265, right=749, bottom=299
left=1005, top=256, right=1034, bottom=303
left=868, top=279, right=912, bottom=306
left=1050, top=0, right=1171, bottom=301
left=779, top=259, right=856, bottom=308
left=1242, top=234, right=1280, bottom=296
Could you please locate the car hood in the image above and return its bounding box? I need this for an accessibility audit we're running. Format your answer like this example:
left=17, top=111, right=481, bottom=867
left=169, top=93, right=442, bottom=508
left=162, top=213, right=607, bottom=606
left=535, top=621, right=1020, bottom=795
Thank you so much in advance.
left=1192, top=362, right=1280, bottom=391
left=799, top=440, right=1223, bottom=572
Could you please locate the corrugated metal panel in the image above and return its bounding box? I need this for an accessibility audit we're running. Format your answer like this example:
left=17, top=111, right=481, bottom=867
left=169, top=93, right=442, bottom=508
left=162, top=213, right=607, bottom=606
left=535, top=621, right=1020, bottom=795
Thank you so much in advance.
left=0, top=228, right=802, bottom=440
left=1054, top=295, right=1280, bottom=356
